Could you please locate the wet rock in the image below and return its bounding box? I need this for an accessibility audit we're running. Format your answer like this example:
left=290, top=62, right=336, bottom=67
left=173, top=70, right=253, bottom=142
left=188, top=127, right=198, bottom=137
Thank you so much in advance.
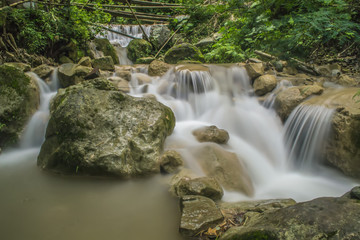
left=253, top=74, right=277, bottom=96
left=127, top=39, right=152, bottom=63
left=38, top=78, right=175, bottom=177
left=91, top=56, right=114, bottom=71
left=32, top=64, right=54, bottom=79
left=149, top=25, right=171, bottom=50
left=164, top=43, right=204, bottom=64
left=4, top=62, right=31, bottom=72
left=192, top=144, right=254, bottom=196
left=59, top=56, right=73, bottom=64
left=192, top=125, right=229, bottom=144
left=220, top=197, right=360, bottom=240
left=137, top=57, right=155, bottom=64
left=274, top=85, right=324, bottom=121
left=180, top=195, right=224, bottom=237
left=316, top=63, right=341, bottom=77
left=92, top=38, right=119, bottom=64
left=350, top=186, right=360, bottom=200
left=0, top=65, right=39, bottom=148
left=245, top=62, right=264, bottom=80
left=107, top=76, right=130, bottom=93
left=148, top=60, right=171, bottom=77
left=304, top=88, right=360, bottom=177
left=334, top=74, right=357, bottom=87
left=159, top=150, right=184, bottom=174
left=58, top=63, right=93, bottom=87
left=132, top=73, right=152, bottom=85
left=115, top=70, right=132, bottom=81
left=78, top=56, right=92, bottom=67
left=173, top=177, right=224, bottom=201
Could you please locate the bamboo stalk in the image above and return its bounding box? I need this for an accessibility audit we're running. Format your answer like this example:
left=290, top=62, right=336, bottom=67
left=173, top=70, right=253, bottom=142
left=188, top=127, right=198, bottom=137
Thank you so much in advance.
left=125, top=0, right=151, bottom=43
left=89, top=23, right=140, bottom=40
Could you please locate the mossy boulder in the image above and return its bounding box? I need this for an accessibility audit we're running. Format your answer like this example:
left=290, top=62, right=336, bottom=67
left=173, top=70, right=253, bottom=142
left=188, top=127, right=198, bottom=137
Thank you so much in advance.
left=4, top=62, right=31, bottom=72
left=220, top=197, right=360, bottom=240
left=93, top=38, right=119, bottom=64
left=91, top=56, right=115, bottom=71
left=37, top=78, right=176, bottom=177
left=32, top=64, right=54, bottom=79
left=58, top=63, right=93, bottom=88
left=127, top=39, right=153, bottom=63
left=164, top=43, right=204, bottom=64
left=148, top=60, right=171, bottom=77
left=149, top=25, right=171, bottom=50
left=0, top=65, right=39, bottom=148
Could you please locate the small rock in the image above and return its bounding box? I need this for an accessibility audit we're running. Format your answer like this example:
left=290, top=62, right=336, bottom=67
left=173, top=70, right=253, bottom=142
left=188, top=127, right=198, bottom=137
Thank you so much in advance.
left=78, top=56, right=92, bottom=67
left=180, top=195, right=224, bottom=237
left=253, top=74, right=277, bottom=96
left=115, top=70, right=132, bottom=81
left=192, top=125, right=229, bottom=144
left=245, top=62, right=265, bottom=80
left=173, top=177, right=224, bottom=201
left=148, top=60, right=171, bottom=77
left=159, top=150, right=184, bottom=174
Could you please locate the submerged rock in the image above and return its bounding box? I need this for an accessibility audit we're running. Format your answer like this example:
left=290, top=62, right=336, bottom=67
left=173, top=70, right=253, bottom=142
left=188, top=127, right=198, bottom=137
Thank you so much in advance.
left=274, top=85, right=324, bottom=121
left=192, top=144, right=254, bottom=196
left=180, top=195, right=224, bottom=237
left=159, top=150, right=184, bottom=174
left=58, top=63, right=93, bottom=88
left=0, top=65, right=39, bottom=148
left=220, top=197, right=360, bottom=240
left=253, top=74, right=277, bottom=96
left=304, top=88, right=360, bottom=177
left=192, top=125, right=229, bottom=144
left=37, top=78, right=175, bottom=177
left=164, top=43, right=204, bottom=64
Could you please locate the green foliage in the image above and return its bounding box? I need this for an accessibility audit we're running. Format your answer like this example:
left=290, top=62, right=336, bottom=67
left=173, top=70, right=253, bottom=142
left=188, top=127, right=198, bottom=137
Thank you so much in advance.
left=205, top=43, right=246, bottom=63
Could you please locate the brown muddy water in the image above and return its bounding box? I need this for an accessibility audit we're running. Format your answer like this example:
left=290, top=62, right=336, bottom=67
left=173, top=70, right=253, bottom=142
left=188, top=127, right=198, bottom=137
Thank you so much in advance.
left=0, top=148, right=183, bottom=240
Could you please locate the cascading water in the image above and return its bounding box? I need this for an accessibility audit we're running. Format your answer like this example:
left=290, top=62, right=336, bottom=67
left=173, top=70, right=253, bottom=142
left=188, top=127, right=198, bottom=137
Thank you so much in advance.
left=97, top=25, right=153, bottom=65
left=284, top=104, right=335, bottom=169
left=131, top=65, right=358, bottom=201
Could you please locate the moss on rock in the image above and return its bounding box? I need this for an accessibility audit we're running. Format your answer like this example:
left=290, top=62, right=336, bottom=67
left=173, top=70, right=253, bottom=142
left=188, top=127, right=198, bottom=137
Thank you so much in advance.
left=164, top=43, right=205, bottom=64
left=127, top=39, right=153, bottom=63
left=93, top=38, right=119, bottom=65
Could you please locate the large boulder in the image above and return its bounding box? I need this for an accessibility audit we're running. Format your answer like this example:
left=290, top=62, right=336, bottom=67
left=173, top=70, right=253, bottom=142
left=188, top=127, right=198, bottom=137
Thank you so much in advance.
left=148, top=60, right=171, bottom=77
left=159, top=150, right=184, bottom=173
left=180, top=195, right=224, bottom=237
left=192, top=125, right=229, bottom=144
left=127, top=39, right=153, bottom=63
left=0, top=65, right=39, bottom=148
left=274, top=85, right=324, bottom=121
left=253, top=74, right=277, bottom=96
left=164, top=43, right=204, bottom=64
left=92, top=38, right=119, bottom=64
left=37, top=78, right=175, bottom=177
left=149, top=25, right=171, bottom=50
left=245, top=62, right=265, bottom=80
left=220, top=197, right=360, bottom=240
left=192, top=144, right=254, bottom=196
left=58, top=63, right=93, bottom=88
left=304, top=88, right=360, bottom=177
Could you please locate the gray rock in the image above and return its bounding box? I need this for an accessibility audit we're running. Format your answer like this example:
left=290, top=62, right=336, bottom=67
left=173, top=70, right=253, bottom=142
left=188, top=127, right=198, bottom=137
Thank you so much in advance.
left=107, top=76, right=130, bottom=93
left=173, top=177, right=224, bottom=201
left=0, top=65, right=39, bottom=148
left=245, top=63, right=264, bottom=80
left=37, top=78, right=176, bottom=177
left=149, top=25, right=171, bottom=50
left=192, top=125, right=229, bottom=144
left=159, top=150, right=184, bottom=174
left=180, top=195, right=224, bottom=237
left=58, top=63, right=93, bottom=88
left=32, top=64, right=54, bottom=79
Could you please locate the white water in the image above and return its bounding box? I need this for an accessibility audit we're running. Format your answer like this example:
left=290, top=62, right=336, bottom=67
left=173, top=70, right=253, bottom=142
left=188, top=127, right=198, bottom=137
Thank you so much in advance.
left=131, top=65, right=358, bottom=202
left=99, top=25, right=152, bottom=47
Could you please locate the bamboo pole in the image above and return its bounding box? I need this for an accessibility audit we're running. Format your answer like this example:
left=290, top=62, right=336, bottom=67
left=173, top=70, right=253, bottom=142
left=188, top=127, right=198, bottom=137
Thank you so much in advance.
left=89, top=23, right=140, bottom=40
left=125, top=0, right=151, bottom=43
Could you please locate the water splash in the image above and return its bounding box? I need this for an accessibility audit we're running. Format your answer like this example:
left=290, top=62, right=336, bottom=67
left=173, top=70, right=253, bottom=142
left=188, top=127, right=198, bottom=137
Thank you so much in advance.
left=284, top=104, right=335, bottom=169
left=263, top=80, right=293, bottom=109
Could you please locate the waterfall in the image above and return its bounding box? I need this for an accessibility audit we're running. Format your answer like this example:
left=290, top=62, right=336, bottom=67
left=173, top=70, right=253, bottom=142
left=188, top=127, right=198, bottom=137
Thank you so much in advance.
left=99, top=25, right=152, bottom=47
left=284, top=104, right=334, bottom=169
left=130, top=65, right=357, bottom=201
left=20, top=72, right=58, bottom=149
left=263, top=80, right=293, bottom=108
